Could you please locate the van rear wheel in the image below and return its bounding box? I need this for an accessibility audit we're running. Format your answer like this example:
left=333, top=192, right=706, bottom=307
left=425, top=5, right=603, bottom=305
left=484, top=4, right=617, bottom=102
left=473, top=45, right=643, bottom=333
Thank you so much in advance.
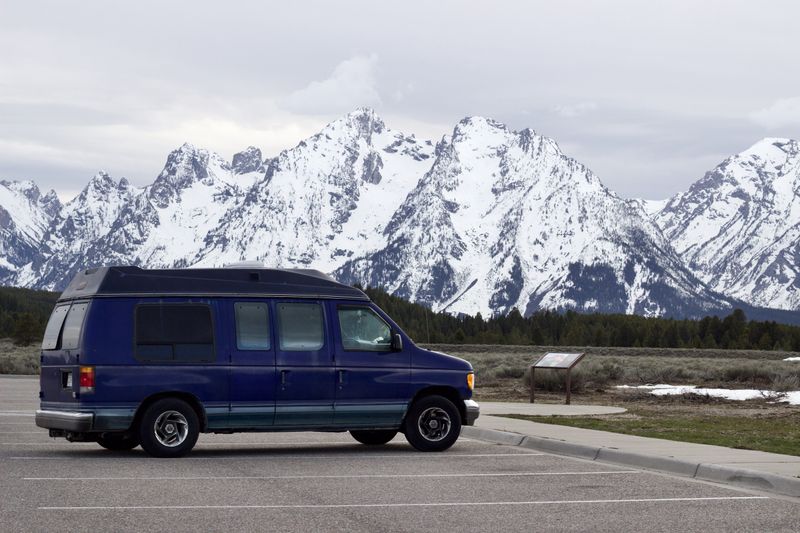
left=404, top=395, right=461, bottom=452
left=350, top=430, right=398, bottom=446
left=138, top=398, right=199, bottom=458
left=97, top=432, right=139, bottom=451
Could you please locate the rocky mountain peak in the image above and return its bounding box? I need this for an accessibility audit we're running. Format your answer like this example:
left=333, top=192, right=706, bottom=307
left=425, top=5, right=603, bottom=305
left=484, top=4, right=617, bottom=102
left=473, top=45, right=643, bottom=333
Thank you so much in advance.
left=741, top=137, right=797, bottom=158
left=452, top=116, right=510, bottom=144
left=149, top=144, right=231, bottom=208
left=1, top=179, right=41, bottom=203
left=86, top=170, right=116, bottom=190
left=323, top=106, right=386, bottom=143
left=231, top=146, right=264, bottom=174
left=653, top=136, right=800, bottom=312
left=39, top=190, right=62, bottom=218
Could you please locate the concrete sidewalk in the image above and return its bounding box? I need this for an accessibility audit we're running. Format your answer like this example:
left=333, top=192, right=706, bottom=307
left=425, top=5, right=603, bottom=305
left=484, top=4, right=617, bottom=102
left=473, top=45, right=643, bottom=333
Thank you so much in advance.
left=481, top=401, right=626, bottom=416
left=466, top=402, right=800, bottom=498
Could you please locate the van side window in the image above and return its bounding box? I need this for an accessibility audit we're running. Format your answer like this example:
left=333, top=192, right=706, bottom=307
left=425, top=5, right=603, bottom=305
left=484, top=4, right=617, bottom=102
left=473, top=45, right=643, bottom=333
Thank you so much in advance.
left=135, top=304, right=214, bottom=362
left=41, top=304, right=70, bottom=350
left=235, top=302, right=271, bottom=350
left=337, top=306, right=392, bottom=352
left=276, top=302, right=324, bottom=351
left=61, top=303, right=89, bottom=350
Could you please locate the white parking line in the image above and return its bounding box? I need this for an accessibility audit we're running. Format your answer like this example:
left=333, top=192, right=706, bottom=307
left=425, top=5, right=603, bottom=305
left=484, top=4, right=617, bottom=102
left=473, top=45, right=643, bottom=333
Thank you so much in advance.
left=0, top=442, right=96, bottom=445
left=1, top=441, right=353, bottom=446
left=25, top=471, right=640, bottom=481
left=38, top=496, right=769, bottom=511
left=0, top=440, right=479, bottom=447
left=7, top=452, right=545, bottom=460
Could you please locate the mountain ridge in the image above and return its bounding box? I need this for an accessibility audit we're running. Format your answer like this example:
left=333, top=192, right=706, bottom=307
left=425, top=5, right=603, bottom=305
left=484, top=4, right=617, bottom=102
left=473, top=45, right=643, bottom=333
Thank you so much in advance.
left=1, top=108, right=798, bottom=323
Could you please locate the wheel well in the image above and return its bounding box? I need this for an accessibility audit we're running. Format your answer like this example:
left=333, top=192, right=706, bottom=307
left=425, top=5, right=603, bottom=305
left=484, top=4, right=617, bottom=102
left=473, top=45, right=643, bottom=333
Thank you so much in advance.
left=406, top=386, right=466, bottom=426
left=131, top=392, right=208, bottom=433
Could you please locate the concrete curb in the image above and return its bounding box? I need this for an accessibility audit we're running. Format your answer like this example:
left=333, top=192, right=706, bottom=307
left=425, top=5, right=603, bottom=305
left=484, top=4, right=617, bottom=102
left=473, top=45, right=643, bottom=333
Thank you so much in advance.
left=462, top=426, right=800, bottom=499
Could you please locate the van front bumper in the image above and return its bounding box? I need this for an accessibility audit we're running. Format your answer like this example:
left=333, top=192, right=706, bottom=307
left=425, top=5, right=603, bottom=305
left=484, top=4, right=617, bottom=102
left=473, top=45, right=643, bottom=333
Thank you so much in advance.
left=464, top=399, right=480, bottom=426
left=35, top=410, right=94, bottom=432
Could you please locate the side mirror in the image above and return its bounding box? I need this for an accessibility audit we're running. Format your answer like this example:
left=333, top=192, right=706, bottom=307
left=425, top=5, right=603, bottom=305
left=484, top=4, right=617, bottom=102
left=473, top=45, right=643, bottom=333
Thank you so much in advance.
left=391, top=332, right=403, bottom=351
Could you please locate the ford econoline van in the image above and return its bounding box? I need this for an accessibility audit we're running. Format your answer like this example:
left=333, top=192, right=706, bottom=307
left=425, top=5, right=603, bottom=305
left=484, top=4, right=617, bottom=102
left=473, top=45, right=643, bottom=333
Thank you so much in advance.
left=35, top=266, right=479, bottom=457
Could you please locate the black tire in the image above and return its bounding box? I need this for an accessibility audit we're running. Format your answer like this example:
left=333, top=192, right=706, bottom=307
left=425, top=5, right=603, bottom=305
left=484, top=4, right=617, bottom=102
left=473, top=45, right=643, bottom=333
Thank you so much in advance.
left=96, top=432, right=139, bottom=451
left=404, top=395, right=461, bottom=452
left=350, top=429, right=398, bottom=446
left=138, top=398, right=200, bottom=458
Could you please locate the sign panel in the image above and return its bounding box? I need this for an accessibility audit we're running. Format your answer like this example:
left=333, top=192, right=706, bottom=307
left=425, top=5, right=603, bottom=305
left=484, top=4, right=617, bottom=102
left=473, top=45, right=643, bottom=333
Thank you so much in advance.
left=533, top=352, right=584, bottom=369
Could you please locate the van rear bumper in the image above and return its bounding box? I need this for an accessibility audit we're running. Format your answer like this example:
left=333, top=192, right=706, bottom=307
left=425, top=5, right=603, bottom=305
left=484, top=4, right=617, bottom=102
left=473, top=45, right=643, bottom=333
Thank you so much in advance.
left=35, top=410, right=94, bottom=432
left=464, top=399, right=480, bottom=426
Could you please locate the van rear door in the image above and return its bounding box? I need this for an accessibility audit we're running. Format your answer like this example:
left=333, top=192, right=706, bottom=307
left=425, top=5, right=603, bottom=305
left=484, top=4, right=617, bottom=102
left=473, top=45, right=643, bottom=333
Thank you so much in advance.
left=40, top=301, right=89, bottom=404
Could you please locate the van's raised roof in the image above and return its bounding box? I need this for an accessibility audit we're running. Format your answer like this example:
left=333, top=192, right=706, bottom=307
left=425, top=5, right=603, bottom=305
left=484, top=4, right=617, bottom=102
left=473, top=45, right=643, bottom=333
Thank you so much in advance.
left=58, top=266, right=369, bottom=302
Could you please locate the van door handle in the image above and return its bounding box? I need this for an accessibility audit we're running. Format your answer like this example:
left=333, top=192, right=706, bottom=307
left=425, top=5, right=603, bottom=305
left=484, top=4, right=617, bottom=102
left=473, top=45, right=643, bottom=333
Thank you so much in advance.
left=280, top=370, right=288, bottom=385
left=338, top=370, right=345, bottom=385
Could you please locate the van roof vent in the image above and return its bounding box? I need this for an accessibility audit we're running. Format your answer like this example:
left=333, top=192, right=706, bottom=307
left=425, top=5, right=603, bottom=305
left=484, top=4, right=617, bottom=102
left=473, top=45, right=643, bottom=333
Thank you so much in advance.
left=223, top=261, right=265, bottom=269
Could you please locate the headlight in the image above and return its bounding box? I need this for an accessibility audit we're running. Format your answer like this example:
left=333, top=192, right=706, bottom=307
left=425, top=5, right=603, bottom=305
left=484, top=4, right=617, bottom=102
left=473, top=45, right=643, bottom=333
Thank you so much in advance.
left=467, top=372, right=474, bottom=390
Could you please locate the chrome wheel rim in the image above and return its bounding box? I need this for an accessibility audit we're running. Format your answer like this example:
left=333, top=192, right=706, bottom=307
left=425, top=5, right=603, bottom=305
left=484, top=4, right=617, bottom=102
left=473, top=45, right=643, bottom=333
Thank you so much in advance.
left=153, top=410, right=189, bottom=447
left=417, top=407, right=451, bottom=442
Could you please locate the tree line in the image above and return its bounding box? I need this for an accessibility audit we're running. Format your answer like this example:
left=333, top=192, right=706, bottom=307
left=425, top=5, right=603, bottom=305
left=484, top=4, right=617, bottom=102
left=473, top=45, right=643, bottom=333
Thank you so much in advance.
left=364, top=288, right=800, bottom=351
left=0, top=286, right=60, bottom=345
left=1, top=284, right=800, bottom=351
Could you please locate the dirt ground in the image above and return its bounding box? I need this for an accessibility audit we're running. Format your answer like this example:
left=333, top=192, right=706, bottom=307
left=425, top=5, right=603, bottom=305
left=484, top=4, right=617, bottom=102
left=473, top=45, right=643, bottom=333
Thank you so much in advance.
left=474, top=382, right=794, bottom=416
left=430, top=343, right=800, bottom=420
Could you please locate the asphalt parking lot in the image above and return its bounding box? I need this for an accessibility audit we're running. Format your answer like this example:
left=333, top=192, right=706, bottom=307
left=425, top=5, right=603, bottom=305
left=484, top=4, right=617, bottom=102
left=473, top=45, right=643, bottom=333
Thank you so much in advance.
left=1, top=375, right=799, bottom=532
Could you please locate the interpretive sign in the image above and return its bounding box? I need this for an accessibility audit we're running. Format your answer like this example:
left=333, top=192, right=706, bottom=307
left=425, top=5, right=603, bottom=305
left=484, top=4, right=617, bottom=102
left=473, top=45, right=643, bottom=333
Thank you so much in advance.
left=533, top=352, right=585, bottom=369
left=529, top=352, right=585, bottom=405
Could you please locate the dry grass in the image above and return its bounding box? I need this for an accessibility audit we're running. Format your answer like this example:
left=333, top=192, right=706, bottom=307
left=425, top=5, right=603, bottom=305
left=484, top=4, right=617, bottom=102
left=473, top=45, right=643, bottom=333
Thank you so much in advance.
left=0, top=338, right=39, bottom=374
left=431, top=344, right=800, bottom=396
left=3, top=340, right=800, bottom=388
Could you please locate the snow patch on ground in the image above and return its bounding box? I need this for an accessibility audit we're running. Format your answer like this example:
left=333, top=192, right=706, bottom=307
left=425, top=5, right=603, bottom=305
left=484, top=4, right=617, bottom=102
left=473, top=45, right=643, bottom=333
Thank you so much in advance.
left=783, top=357, right=800, bottom=361
left=616, top=384, right=800, bottom=405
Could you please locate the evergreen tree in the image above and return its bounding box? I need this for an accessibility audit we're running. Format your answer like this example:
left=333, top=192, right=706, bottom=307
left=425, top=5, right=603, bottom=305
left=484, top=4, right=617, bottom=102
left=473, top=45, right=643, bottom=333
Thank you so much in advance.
left=12, top=312, right=41, bottom=346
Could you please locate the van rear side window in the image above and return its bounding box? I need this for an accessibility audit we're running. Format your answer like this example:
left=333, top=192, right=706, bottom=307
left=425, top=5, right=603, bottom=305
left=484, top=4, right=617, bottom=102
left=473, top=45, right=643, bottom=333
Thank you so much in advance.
left=61, top=303, right=89, bottom=350
left=135, top=305, right=215, bottom=362
left=234, top=302, right=271, bottom=350
left=41, top=305, right=70, bottom=350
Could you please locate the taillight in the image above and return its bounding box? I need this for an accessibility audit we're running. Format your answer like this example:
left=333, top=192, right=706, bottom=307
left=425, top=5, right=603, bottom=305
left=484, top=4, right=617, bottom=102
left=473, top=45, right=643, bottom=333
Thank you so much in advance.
left=79, top=366, right=95, bottom=394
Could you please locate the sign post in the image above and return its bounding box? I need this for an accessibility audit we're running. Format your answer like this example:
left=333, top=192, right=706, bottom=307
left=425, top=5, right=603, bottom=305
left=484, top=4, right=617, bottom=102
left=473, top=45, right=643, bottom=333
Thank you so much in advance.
left=529, top=352, right=585, bottom=405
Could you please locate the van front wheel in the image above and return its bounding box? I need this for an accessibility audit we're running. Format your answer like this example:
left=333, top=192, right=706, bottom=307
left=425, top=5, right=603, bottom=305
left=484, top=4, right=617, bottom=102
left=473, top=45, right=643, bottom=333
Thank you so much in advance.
left=138, top=398, right=199, bottom=458
left=350, top=430, right=398, bottom=445
left=404, top=395, right=461, bottom=452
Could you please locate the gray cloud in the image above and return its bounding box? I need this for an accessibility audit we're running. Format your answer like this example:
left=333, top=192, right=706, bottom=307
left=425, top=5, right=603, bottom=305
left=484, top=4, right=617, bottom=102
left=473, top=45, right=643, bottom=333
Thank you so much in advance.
left=284, top=54, right=381, bottom=114
left=750, top=97, right=800, bottom=129
left=1, top=0, right=799, bottom=201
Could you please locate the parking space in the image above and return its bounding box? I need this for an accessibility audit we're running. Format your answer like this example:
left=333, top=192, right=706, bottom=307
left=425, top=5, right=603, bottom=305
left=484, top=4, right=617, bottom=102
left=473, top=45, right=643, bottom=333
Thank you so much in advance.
left=2, top=376, right=799, bottom=532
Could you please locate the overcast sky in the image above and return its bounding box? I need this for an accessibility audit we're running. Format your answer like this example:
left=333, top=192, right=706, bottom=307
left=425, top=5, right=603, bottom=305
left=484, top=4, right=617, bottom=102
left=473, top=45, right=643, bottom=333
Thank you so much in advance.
left=1, top=0, right=799, bottom=201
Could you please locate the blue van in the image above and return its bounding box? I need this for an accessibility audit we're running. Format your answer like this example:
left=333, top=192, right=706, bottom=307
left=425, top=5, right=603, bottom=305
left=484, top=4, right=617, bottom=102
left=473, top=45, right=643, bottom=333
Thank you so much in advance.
left=35, top=266, right=479, bottom=457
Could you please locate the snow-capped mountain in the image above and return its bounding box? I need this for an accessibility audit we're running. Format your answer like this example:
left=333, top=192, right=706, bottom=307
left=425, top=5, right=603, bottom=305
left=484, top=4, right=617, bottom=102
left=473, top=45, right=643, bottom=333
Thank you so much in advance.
left=652, top=138, right=800, bottom=311
left=335, top=117, right=730, bottom=317
left=0, top=180, right=61, bottom=278
left=194, top=109, right=433, bottom=271
left=0, top=108, right=798, bottom=322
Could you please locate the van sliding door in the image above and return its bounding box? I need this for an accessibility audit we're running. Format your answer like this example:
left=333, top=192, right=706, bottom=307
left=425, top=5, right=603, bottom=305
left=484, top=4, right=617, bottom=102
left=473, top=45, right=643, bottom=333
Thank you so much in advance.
left=273, top=300, right=335, bottom=427
left=228, top=301, right=277, bottom=428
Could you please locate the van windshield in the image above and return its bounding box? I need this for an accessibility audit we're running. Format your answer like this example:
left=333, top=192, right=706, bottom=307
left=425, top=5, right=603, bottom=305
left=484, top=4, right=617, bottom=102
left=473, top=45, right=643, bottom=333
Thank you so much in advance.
left=41, top=305, right=70, bottom=350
